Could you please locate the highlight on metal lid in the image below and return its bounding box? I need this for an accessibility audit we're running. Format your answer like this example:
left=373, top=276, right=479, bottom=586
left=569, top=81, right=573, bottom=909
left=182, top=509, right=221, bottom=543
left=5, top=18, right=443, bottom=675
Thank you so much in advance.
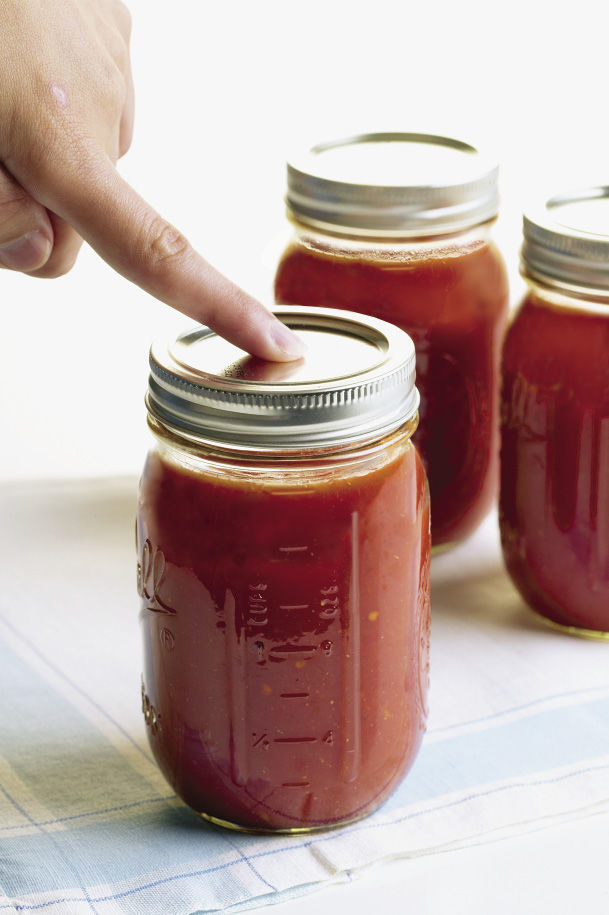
left=147, top=306, right=419, bottom=451
left=521, top=186, right=609, bottom=295
left=286, top=132, right=499, bottom=237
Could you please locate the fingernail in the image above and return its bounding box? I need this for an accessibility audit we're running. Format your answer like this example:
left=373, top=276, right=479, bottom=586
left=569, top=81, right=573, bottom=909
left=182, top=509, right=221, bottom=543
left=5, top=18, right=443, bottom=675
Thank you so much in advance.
left=271, top=321, right=307, bottom=359
left=0, top=231, right=52, bottom=271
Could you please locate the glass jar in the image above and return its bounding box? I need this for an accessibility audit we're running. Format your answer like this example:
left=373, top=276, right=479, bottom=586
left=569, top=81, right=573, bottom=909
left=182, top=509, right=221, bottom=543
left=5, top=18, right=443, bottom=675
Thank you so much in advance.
left=275, top=133, right=509, bottom=549
left=137, top=306, right=431, bottom=832
left=500, top=188, right=609, bottom=638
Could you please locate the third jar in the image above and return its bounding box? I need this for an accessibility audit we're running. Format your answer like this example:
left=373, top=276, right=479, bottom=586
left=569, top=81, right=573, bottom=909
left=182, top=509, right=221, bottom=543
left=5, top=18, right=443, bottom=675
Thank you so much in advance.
left=275, top=132, right=509, bottom=548
left=500, top=188, right=609, bottom=638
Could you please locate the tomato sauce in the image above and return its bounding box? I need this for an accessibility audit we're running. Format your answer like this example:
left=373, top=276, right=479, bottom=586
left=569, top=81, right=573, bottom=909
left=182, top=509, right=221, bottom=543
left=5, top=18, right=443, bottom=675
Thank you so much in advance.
left=137, top=436, right=430, bottom=830
left=275, top=240, right=508, bottom=547
left=500, top=293, right=609, bottom=633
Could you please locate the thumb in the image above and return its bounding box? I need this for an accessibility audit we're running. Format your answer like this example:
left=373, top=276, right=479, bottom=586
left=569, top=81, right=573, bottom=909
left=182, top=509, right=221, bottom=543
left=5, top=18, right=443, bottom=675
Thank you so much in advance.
left=0, top=166, right=53, bottom=272
left=47, top=157, right=305, bottom=361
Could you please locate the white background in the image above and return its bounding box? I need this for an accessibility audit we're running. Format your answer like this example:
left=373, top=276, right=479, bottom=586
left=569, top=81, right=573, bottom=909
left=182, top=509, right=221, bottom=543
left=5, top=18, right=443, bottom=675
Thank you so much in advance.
left=1, top=0, right=608, bottom=479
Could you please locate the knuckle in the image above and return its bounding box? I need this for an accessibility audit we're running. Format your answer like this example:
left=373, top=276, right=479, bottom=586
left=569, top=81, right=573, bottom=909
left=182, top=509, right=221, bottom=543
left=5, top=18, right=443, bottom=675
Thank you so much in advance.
left=140, top=218, right=191, bottom=273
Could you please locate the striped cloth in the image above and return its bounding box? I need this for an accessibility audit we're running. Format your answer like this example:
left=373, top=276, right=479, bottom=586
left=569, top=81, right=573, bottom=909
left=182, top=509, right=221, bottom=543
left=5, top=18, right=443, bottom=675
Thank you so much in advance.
left=1, top=478, right=608, bottom=914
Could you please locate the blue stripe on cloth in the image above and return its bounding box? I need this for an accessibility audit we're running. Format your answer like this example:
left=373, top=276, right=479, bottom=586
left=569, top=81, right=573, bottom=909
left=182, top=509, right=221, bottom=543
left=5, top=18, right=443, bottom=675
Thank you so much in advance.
left=0, top=807, right=234, bottom=893
left=380, top=694, right=609, bottom=814
left=0, top=614, right=153, bottom=766
left=0, top=796, right=176, bottom=832
left=0, top=638, right=159, bottom=821
left=0, top=785, right=101, bottom=915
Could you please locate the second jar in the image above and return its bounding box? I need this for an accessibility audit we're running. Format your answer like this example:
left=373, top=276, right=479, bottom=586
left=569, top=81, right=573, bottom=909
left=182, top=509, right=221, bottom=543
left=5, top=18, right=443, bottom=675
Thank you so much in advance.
left=275, top=132, right=509, bottom=548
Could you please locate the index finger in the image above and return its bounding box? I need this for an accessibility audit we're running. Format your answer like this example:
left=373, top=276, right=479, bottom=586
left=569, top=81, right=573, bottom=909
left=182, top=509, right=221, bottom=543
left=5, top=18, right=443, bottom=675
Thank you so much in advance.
left=36, top=154, right=305, bottom=361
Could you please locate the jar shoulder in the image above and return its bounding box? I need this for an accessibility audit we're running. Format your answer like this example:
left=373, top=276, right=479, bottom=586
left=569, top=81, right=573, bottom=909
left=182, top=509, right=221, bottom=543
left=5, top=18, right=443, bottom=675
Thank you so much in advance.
left=275, top=236, right=509, bottom=323
left=503, top=291, right=609, bottom=403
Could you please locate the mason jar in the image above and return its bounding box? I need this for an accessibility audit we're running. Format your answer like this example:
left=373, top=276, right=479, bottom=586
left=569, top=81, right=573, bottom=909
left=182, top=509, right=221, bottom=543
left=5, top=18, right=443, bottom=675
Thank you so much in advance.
left=275, top=133, right=509, bottom=549
left=137, top=306, right=431, bottom=832
left=501, top=188, right=609, bottom=638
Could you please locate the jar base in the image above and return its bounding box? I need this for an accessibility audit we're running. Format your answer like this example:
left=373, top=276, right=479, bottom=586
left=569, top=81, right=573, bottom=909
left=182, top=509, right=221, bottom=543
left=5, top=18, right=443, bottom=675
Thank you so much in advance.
left=531, top=609, right=609, bottom=642
left=198, top=808, right=371, bottom=835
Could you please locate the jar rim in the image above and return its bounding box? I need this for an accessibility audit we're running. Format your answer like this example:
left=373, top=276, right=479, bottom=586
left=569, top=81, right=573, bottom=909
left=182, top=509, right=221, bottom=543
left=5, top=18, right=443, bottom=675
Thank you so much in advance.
left=521, top=186, right=609, bottom=295
left=286, top=132, right=499, bottom=237
left=146, top=306, right=420, bottom=452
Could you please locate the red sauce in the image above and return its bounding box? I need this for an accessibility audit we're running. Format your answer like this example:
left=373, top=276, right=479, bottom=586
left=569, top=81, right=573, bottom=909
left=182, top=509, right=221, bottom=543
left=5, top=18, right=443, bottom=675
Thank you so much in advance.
left=275, top=240, right=509, bottom=547
left=500, top=292, right=609, bottom=633
left=137, top=436, right=430, bottom=830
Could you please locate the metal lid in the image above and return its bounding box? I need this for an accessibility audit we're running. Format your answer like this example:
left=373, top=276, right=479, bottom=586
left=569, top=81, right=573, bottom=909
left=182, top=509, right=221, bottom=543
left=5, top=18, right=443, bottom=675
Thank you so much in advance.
left=147, top=306, right=419, bottom=451
left=286, top=132, right=499, bottom=237
left=521, top=187, right=609, bottom=295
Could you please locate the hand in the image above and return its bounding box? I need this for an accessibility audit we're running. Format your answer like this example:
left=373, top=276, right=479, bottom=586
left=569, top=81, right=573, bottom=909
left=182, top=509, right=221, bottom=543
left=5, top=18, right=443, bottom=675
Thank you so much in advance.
left=0, top=0, right=304, bottom=361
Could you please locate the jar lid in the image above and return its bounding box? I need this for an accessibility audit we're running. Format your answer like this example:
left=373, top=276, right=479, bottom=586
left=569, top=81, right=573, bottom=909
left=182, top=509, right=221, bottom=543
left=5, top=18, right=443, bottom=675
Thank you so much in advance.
left=286, top=132, right=499, bottom=237
left=147, top=306, right=419, bottom=451
left=521, top=187, right=609, bottom=294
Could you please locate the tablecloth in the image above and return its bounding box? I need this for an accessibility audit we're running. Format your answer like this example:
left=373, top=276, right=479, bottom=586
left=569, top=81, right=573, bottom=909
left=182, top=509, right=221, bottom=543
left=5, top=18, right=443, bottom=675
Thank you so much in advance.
left=1, top=477, right=608, bottom=914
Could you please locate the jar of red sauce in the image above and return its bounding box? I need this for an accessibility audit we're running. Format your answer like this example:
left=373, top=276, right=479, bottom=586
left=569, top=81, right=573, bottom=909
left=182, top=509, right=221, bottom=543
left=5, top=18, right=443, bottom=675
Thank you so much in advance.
left=275, top=133, right=509, bottom=549
left=137, top=306, right=430, bottom=832
left=501, top=188, right=609, bottom=638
